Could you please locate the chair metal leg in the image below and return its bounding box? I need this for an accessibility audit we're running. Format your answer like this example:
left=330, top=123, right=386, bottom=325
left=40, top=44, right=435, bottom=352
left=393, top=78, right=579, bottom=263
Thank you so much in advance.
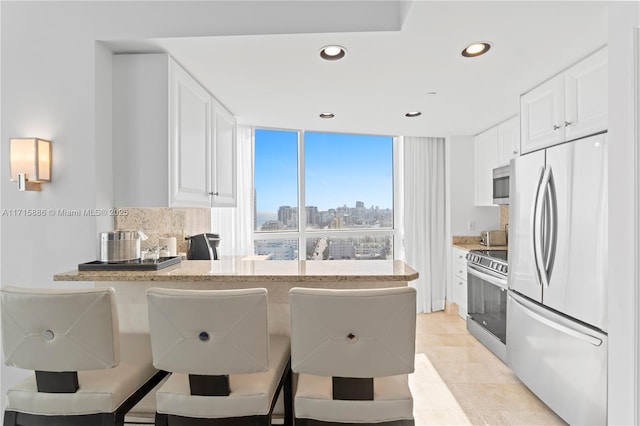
left=155, top=412, right=169, bottom=426
left=4, top=411, right=17, bottom=426
left=283, top=368, right=293, bottom=426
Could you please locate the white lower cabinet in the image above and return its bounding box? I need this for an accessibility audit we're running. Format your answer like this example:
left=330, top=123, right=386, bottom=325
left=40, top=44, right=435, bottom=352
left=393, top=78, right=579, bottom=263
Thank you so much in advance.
left=451, top=247, right=469, bottom=318
left=113, top=53, right=237, bottom=208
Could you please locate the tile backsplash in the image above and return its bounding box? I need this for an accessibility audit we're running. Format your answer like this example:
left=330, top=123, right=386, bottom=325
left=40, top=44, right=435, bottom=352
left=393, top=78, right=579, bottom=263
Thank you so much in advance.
left=114, top=207, right=211, bottom=254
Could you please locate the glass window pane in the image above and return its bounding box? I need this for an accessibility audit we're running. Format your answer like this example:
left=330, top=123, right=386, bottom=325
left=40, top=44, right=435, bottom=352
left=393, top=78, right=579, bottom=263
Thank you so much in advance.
left=304, top=132, right=393, bottom=230
left=254, top=129, right=298, bottom=232
left=305, top=236, right=393, bottom=260
left=254, top=239, right=299, bottom=260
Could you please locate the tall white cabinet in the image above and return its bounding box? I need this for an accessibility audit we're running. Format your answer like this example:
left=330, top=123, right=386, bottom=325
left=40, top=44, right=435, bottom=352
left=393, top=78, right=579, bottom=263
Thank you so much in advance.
left=114, top=53, right=237, bottom=208
left=520, top=46, right=607, bottom=154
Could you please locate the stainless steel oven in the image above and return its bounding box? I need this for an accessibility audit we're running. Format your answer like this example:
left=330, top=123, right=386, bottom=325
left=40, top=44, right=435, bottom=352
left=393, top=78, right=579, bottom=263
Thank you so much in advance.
left=466, top=249, right=508, bottom=362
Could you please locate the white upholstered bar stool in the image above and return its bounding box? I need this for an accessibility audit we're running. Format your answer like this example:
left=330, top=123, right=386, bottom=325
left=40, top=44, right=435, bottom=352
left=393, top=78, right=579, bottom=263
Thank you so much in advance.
left=1, top=286, right=167, bottom=426
left=146, top=287, right=292, bottom=426
left=289, top=287, right=417, bottom=426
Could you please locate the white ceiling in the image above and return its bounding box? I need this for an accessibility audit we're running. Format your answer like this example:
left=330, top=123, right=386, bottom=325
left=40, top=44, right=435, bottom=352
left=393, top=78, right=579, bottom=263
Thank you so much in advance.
left=108, top=1, right=608, bottom=137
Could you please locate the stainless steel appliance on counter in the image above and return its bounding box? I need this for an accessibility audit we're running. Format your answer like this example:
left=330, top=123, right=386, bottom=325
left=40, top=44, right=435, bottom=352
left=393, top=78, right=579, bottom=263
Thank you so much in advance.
left=507, top=132, right=608, bottom=425
left=479, top=230, right=507, bottom=247
left=466, top=249, right=508, bottom=362
left=99, top=230, right=148, bottom=263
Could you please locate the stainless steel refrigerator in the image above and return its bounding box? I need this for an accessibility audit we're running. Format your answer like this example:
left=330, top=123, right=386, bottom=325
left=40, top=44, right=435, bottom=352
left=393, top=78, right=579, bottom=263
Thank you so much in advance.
left=506, top=132, right=608, bottom=425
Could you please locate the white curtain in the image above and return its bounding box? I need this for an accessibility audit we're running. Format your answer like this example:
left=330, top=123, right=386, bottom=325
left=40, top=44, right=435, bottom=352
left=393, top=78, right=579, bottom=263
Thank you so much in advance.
left=211, top=125, right=254, bottom=256
left=402, top=136, right=447, bottom=313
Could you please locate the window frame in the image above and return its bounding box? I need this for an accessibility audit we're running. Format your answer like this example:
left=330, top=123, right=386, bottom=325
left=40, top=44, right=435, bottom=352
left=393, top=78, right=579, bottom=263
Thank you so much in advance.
left=252, top=127, right=401, bottom=260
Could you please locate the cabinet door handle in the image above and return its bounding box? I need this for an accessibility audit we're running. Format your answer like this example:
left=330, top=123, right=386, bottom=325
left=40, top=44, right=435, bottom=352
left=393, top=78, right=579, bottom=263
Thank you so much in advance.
left=553, top=124, right=561, bottom=130
left=208, top=192, right=219, bottom=196
left=512, top=150, right=519, bottom=154
left=564, top=120, right=572, bottom=127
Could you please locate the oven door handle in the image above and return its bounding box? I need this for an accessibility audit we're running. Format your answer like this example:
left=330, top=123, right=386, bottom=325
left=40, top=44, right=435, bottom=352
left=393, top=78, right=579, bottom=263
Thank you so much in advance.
left=467, top=263, right=507, bottom=290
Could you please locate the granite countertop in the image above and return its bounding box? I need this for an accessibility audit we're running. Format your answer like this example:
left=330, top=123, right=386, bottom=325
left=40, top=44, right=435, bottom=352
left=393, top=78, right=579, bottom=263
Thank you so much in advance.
left=54, top=257, right=419, bottom=283
left=451, top=236, right=507, bottom=251
left=453, top=243, right=508, bottom=251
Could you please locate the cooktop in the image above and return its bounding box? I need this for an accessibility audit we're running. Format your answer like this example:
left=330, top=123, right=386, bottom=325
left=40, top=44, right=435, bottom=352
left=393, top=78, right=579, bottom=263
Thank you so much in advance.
left=467, top=249, right=508, bottom=275
left=471, top=249, right=507, bottom=262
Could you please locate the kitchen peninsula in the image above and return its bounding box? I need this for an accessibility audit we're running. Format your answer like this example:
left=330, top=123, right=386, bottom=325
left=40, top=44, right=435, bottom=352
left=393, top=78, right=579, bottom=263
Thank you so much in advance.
left=54, top=257, right=419, bottom=335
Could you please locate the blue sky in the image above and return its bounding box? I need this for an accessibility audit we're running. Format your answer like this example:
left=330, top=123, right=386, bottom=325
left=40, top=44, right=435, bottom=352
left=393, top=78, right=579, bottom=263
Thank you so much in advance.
left=254, top=129, right=393, bottom=214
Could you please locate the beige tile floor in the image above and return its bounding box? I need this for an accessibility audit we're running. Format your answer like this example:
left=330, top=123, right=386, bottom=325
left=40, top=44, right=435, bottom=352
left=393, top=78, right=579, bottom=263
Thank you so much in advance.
left=126, top=310, right=567, bottom=425
left=410, top=310, right=566, bottom=425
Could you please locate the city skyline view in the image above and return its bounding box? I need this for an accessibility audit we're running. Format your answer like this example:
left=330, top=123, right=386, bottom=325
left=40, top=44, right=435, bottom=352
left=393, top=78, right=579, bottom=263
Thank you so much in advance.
left=254, top=129, right=393, bottom=222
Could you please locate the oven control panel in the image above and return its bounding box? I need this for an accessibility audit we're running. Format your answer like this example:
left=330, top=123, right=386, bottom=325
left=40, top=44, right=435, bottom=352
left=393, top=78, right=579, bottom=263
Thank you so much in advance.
left=466, top=250, right=508, bottom=276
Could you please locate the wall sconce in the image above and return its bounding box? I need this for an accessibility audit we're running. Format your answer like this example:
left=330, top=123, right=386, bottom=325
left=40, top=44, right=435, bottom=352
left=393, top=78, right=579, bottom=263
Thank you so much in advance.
left=9, top=138, right=52, bottom=191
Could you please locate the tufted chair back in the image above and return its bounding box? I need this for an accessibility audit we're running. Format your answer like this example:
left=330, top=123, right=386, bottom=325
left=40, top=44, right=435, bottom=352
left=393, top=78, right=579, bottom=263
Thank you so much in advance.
left=147, top=287, right=269, bottom=375
left=1, top=286, right=120, bottom=373
left=290, top=286, right=416, bottom=378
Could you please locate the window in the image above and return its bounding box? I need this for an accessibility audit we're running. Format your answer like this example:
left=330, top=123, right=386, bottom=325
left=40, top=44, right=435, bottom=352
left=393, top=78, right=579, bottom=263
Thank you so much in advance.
left=254, top=129, right=395, bottom=260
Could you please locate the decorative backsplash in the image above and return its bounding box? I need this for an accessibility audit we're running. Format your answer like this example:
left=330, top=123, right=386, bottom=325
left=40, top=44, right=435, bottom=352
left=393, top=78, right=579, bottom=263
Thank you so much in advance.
left=114, top=207, right=211, bottom=255
left=499, top=205, right=509, bottom=231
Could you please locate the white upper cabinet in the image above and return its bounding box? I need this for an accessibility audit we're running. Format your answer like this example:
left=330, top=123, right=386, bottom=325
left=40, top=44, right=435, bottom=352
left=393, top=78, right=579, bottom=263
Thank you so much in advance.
left=474, top=116, right=518, bottom=205
left=113, top=53, right=237, bottom=208
left=210, top=99, right=237, bottom=207
left=474, top=126, right=498, bottom=206
left=169, top=61, right=212, bottom=207
left=520, top=47, right=607, bottom=154
left=496, top=115, right=519, bottom=167
left=564, top=47, right=608, bottom=141
left=520, top=74, right=565, bottom=153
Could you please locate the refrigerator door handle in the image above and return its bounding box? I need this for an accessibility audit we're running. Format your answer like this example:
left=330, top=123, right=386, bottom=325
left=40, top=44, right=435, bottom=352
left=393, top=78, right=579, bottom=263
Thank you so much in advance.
left=533, top=166, right=551, bottom=289
left=544, top=167, right=558, bottom=281
left=510, top=295, right=603, bottom=346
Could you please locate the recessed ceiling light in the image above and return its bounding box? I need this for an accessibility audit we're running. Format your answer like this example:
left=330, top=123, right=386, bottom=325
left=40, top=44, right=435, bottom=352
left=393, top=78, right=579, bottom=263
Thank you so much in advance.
left=462, top=42, right=491, bottom=58
left=319, top=112, right=335, bottom=119
left=405, top=111, right=422, bottom=118
left=320, top=45, right=347, bottom=61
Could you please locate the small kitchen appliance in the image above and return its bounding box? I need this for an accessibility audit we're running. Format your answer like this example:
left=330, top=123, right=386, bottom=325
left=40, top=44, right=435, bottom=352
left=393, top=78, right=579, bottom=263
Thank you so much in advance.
left=99, top=230, right=147, bottom=263
left=186, top=233, right=220, bottom=260
left=479, top=230, right=507, bottom=247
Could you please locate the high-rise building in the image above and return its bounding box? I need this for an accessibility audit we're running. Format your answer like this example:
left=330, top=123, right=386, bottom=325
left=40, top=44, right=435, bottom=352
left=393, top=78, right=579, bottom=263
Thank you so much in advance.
left=278, top=206, right=295, bottom=227
left=306, top=206, right=319, bottom=227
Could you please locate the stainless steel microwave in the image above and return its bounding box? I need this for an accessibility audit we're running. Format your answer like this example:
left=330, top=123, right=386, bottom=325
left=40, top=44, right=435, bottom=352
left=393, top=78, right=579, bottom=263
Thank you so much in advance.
left=492, top=165, right=510, bottom=205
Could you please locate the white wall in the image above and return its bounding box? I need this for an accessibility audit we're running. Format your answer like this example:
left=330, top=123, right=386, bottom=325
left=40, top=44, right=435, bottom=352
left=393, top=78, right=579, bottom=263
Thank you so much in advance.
left=607, top=2, right=639, bottom=425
